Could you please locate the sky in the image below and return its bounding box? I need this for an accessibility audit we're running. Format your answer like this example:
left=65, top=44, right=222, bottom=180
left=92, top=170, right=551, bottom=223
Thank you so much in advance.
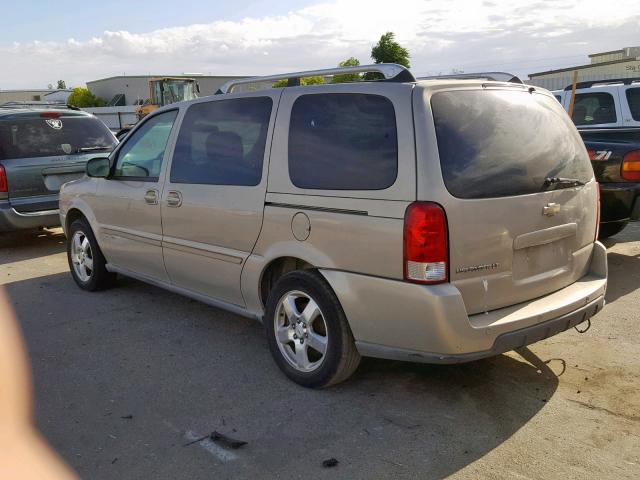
left=1, top=0, right=639, bottom=89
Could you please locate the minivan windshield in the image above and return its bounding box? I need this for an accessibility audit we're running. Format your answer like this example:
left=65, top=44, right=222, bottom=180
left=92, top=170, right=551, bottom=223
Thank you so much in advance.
left=0, top=115, right=116, bottom=160
left=432, top=89, right=593, bottom=199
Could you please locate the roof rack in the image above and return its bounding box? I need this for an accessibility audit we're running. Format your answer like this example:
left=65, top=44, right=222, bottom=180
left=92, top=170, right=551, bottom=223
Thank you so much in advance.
left=418, top=72, right=523, bottom=84
left=563, top=77, right=640, bottom=90
left=0, top=101, right=80, bottom=110
left=216, top=63, right=416, bottom=94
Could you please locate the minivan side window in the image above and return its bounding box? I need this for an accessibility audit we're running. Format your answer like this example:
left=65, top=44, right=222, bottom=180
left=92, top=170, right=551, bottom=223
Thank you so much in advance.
left=626, top=88, right=640, bottom=121
left=571, top=92, right=617, bottom=125
left=170, top=97, right=273, bottom=186
left=113, top=110, right=178, bottom=180
left=288, top=93, right=398, bottom=190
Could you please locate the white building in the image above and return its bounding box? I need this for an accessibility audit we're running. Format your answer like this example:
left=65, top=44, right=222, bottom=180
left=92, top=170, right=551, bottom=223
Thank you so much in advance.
left=0, top=89, right=72, bottom=104
left=528, top=46, right=640, bottom=91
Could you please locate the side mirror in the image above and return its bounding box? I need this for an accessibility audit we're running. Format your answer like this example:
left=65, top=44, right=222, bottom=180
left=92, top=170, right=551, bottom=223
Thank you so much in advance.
left=86, top=157, right=110, bottom=178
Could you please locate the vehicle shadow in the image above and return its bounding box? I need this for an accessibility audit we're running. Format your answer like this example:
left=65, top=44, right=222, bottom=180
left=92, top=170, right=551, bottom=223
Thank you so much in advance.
left=601, top=221, right=640, bottom=247
left=5, top=270, right=562, bottom=480
left=604, top=251, right=640, bottom=304
left=0, top=228, right=66, bottom=266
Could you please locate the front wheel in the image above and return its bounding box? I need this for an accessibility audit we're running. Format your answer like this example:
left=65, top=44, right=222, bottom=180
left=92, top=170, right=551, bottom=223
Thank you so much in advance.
left=264, top=270, right=361, bottom=388
left=67, top=218, right=116, bottom=291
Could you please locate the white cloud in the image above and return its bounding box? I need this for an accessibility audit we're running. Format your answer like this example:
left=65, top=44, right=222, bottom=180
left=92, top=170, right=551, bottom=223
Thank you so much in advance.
left=1, top=0, right=639, bottom=89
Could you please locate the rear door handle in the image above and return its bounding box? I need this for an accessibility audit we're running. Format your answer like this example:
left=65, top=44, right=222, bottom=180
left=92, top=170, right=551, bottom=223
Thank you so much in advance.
left=166, top=191, right=182, bottom=207
left=144, top=189, right=158, bottom=205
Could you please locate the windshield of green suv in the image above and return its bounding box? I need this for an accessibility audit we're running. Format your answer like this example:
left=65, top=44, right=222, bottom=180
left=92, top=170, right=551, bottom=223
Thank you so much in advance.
left=431, top=89, right=593, bottom=199
left=0, top=115, right=116, bottom=160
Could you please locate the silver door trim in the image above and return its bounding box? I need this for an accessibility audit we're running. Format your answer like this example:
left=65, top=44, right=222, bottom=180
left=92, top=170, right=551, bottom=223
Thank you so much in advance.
left=101, top=224, right=163, bottom=247
left=162, top=236, right=244, bottom=264
left=10, top=208, right=60, bottom=217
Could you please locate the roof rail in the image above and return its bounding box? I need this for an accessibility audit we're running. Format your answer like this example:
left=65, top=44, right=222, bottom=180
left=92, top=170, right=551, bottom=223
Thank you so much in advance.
left=216, top=63, right=416, bottom=94
left=418, top=72, right=523, bottom=84
left=0, top=101, right=80, bottom=110
left=563, top=77, right=640, bottom=90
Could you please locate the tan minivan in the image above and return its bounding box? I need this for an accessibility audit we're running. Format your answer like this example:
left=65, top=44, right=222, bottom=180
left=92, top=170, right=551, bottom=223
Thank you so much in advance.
left=59, top=64, right=607, bottom=387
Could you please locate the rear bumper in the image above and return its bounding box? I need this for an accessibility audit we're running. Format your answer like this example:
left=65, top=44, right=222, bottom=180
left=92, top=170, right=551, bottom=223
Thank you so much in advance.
left=0, top=201, right=60, bottom=232
left=321, top=241, right=607, bottom=363
left=600, top=182, right=640, bottom=223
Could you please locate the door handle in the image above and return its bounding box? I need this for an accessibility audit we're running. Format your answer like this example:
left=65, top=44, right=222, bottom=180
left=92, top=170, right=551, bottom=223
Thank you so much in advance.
left=543, top=202, right=561, bottom=216
left=166, top=190, right=182, bottom=207
left=144, top=189, right=158, bottom=205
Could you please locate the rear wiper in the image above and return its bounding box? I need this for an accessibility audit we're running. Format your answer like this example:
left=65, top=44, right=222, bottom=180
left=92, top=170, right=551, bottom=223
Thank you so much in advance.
left=542, top=177, right=586, bottom=190
left=76, top=146, right=111, bottom=153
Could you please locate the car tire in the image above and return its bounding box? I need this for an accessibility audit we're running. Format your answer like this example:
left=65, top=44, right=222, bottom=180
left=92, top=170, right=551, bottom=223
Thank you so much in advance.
left=67, top=218, right=116, bottom=291
left=598, top=221, right=627, bottom=240
left=264, top=270, right=361, bottom=388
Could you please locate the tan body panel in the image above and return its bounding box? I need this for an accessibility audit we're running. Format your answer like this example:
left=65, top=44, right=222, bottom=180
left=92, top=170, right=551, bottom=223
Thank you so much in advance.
left=413, top=84, right=599, bottom=314
left=159, top=90, right=281, bottom=307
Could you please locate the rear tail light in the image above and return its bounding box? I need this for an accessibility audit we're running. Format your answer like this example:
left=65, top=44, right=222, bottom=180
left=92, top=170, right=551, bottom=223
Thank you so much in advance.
left=403, top=202, right=449, bottom=284
left=0, top=165, right=7, bottom=193
left=622, top=150, right=640, bottom=181
left=595, top=182, right=600, bottom=241
left=40, top=111, right=61, bottom=118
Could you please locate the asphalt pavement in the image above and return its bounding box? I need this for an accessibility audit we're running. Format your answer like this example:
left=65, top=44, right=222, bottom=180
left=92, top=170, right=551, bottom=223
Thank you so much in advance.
left=1, top=224, right=639, bottom=479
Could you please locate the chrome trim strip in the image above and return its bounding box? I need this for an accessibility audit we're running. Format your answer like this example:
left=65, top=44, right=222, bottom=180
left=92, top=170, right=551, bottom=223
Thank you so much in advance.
left=100, top=225, right=162, bottom=247
left=265, top=202, right=368, bottom=216
left=105, top=264, right=259, bottom=320
left=10, top=208, right=59, bottom=217
left=162, top=236, right=244, bottom=264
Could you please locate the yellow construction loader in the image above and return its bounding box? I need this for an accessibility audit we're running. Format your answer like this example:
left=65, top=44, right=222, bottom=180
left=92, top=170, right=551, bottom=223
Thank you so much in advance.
left=136, top=77, right=199, bottom=120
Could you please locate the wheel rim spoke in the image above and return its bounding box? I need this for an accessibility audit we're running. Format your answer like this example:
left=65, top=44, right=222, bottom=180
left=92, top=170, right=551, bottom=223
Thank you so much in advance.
left=73, top=234, right=82, bottom=252
left=282, top=294, right=300, bottom=321
left=306, top=331, right=327, bottom=355
left=294, top=341, right=310, bottom=369
left=276, top=325, right=293, bottom=343
left=84, top=256, right=93, bottom=271
left=301, top=299, right=320, bottom=324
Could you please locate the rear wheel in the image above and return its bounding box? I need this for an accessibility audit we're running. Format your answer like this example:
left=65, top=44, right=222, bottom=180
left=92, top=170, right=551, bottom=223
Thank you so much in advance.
left=598, top=221, right=627, bottom=240
left=67, top=218, right=116, bottom=291
left=264, top=270, right=360, bottom=388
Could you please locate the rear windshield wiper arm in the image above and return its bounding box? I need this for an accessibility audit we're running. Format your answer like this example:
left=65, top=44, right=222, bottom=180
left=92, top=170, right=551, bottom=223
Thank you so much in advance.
left=542, top=177, right=586, bottom=190
left=76, top=146, right=111, bottom=153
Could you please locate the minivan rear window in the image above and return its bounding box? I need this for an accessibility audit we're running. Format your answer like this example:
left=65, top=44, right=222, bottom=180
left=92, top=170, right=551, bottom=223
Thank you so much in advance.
left=431, top=89, right=593, bottom=199
left=0, top=115, right=116, bottom=160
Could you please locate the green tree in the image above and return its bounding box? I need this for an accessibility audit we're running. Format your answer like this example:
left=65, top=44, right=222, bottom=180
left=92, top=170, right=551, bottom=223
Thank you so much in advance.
left=272, top=76, right=325, bottom=88
left=364, top=32, right=410, bottom=80
left=370, top=32, right=410, bottom=67
left=56, top=80, right=67, bottom=89
left=67, top=87, right=106, bottom=107
left=331, top=57, right=361, bottom=84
